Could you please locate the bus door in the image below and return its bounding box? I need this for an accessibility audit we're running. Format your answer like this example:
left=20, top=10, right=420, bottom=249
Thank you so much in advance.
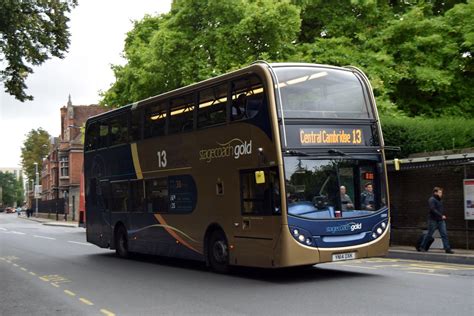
left=234, top=168, right=281, bottom=267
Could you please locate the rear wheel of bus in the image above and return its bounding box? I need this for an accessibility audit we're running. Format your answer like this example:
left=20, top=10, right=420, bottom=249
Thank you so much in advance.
left=115, top=225, right=129, bottom=258
left=208, top=230, right=229, bottom=273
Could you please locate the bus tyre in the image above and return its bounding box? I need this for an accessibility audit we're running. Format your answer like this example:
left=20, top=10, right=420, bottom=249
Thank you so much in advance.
left=115, top=226, right=129, bottom=258
left=208, top=230, right=229, bottom=273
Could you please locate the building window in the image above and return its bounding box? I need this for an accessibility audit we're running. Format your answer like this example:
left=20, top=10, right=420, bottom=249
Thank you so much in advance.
left=60, top=156, right=69, bottom=177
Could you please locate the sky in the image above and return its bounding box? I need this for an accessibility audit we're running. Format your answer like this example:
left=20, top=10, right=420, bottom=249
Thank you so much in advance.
left=0, top=0, right=172, bottom=169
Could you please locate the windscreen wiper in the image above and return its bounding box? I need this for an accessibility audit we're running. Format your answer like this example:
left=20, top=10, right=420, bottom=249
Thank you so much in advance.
left=328, top=149, right=347, bottom=156
left=284, top=150, right=309, bottom=156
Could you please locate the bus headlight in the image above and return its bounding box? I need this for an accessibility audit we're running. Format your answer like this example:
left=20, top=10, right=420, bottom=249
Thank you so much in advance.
left=377, top=227, right=383, bottom=235
left=289, top=226, right=313, bottom=246
left=381, top=222, right=386, bottom=229
left=372, top=233, right=377, bottom=239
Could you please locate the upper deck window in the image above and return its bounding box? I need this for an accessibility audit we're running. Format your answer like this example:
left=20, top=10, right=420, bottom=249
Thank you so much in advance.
left=274, top=67, right=371, bottom=119
left=169, top=94, right=195, bottom=134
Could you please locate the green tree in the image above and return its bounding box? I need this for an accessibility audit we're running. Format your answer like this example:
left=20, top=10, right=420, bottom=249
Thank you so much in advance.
left=0, top=0, right=77, bottom=101
left=21, top=128, right=51, bottom=181
left=101, top=0, right=301, bottom=106
left=16, top=173, right=25, bottom=206
left=0, top=172, right=17, bottom=207
left=373, top=1, right=474, bottom=117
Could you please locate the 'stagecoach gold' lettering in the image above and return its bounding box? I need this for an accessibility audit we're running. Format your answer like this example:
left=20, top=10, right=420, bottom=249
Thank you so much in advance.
left=199, top=138, right=253, bottom=163
left=299, top=128, right=363, bottom=145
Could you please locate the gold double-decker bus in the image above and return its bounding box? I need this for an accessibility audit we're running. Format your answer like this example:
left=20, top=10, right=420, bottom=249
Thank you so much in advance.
left=84, top=62, right=389, bottom=272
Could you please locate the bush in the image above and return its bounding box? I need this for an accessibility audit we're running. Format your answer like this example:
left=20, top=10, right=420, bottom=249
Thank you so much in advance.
left=381, top=116, right=474, bottom=158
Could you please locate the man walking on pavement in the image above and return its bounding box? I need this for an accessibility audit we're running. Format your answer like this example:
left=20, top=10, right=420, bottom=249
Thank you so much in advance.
left=419, top=187, right=454, bottom=254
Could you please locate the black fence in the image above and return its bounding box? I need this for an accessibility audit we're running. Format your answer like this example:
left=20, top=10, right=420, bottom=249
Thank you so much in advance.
left=38, top=198, right=65, bottom=214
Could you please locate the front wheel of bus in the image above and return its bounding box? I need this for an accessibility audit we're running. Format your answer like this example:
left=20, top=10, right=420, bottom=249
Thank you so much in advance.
left=208, top=230, right=229, bottom=273
left=115, top=226, right=129, bottom=258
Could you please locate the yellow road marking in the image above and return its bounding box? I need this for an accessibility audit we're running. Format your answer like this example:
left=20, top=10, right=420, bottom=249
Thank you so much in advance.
left=20, top=267, right=27, bottom=271
left=29, top=271, right=36, bottom=276
left=51, top=283, right=60, bottom=288
left=100, top=309, right=116, bottom=316
left=408, top=271, right=448, bottom=277
left=343, top=264, right=377, bottom=270
left=40, top=274, right=70, bottom=283
left=39, top=277, right=49, bottom=282
left=79, top=298, right=94, bottom=306
left=373, top=264, right=401, bottom=268
left=64, top=290, right=76, bottom=296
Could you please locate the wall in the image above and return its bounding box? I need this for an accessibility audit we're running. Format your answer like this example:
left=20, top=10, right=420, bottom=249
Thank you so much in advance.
left=388, top=164, right=474, bottom=249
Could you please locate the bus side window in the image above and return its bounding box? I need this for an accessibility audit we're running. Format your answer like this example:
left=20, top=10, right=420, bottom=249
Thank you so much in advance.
left=130, top=180, right=144, bottom=212
left=109, top=114, right=128, bottom=146
left=145, top=178, right=169, bottom=213
left=110, top=181, right=129, bottom=212
left=169, top=94, right=195, bottom=134
left=130, top=108, right=143, bottom=142
left=145, top=101, right=167, bottom=139
left=198, top=83, right=227, bottom=128
left=98, top=122, right=109, bottom=148
left=85, top=122, right=99, bottom=151
left=231, top=75, right=265, bottom=121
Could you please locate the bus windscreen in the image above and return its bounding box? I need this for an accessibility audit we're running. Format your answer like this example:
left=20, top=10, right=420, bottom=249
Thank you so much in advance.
left=274, top=67, right=371, bottom=119
left=284, top=157, right=387, bottom=219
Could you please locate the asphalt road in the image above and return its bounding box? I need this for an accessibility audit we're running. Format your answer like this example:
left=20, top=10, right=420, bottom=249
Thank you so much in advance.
left=1, top=213, right=473, bottom=316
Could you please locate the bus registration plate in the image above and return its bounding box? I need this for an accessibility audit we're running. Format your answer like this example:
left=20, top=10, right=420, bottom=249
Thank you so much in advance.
left=332, top=252, right=356, bottom=262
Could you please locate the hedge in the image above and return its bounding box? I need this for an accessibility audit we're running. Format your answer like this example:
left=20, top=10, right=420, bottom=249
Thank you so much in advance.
left=380, top=116, right=474, bottom=158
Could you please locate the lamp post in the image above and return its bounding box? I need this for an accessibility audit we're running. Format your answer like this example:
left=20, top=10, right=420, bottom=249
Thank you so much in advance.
left=34, top=162, right=39, bottom=217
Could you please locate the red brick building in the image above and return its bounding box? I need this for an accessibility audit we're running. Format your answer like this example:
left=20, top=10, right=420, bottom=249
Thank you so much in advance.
left=41, top=96, right=109, bottom=219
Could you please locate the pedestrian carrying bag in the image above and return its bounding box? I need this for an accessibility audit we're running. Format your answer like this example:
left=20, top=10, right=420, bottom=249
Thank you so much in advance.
left=416, top=234, right=434, bottom=251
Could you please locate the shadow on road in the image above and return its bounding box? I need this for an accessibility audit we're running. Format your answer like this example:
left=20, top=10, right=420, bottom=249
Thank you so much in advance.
left=86, top=252, right=380, bottom=284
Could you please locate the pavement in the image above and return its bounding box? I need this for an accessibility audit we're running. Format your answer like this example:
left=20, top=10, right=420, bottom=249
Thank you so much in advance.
left=387, top=245, right=474, bottom=265
left=18, top=213, right=80, bottom=228
left=15, top=214, right=474, bottom=265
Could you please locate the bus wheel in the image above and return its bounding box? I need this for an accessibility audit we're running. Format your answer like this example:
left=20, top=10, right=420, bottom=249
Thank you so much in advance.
left=208, top=230, right=229, bottom=273
left=115, top=226, right=129, bottom=258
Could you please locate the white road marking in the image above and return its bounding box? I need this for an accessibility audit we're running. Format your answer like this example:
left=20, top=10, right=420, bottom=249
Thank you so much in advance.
left=33, top=235, right=56, bottom=240
left=408, top=271, right=448, bottom=277
left=67, top=241, right=92, bottom=246
left=11, top=231, right=26, bottom=235
left=0, top=227, right=7, bottom=231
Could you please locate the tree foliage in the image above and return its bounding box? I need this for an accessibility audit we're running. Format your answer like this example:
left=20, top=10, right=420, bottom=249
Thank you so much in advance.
left=0, top=172, right=23, bottom=207
left=0, top=0, right=77, bottom=101
left=21, top=128, right=51, bottom=181
left=101, top=0, right=473, bottom=119
left=101, top=0, right=300, bottom=106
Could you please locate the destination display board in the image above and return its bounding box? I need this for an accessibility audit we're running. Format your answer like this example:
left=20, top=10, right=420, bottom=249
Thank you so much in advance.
left=168, top=175, right=197, bottom=213
left=285, top=125, right=376, bottom=148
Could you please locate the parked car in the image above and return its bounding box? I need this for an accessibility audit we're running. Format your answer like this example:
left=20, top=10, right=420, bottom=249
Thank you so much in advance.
left=5, top=207, right=15, bottom=214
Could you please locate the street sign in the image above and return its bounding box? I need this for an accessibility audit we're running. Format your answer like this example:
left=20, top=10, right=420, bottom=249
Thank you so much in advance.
left=464, top=179, right=474, bottom=220
left=34, top=185, right=42, bottom=199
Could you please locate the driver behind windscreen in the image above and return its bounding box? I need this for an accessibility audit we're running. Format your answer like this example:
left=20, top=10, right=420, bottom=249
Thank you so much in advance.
left=361, top=182, right=375, bottom=211
left=340, top=185, right=354, bottom=211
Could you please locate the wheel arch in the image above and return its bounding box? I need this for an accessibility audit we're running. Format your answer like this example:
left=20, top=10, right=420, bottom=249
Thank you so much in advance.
left=111, top=221, right=126, bottom=249
left=203, top=223, right=227, bottom=266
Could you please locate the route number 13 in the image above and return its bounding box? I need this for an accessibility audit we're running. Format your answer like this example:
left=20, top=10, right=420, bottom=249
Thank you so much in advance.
left=157, top=150, right=167, bottom=168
